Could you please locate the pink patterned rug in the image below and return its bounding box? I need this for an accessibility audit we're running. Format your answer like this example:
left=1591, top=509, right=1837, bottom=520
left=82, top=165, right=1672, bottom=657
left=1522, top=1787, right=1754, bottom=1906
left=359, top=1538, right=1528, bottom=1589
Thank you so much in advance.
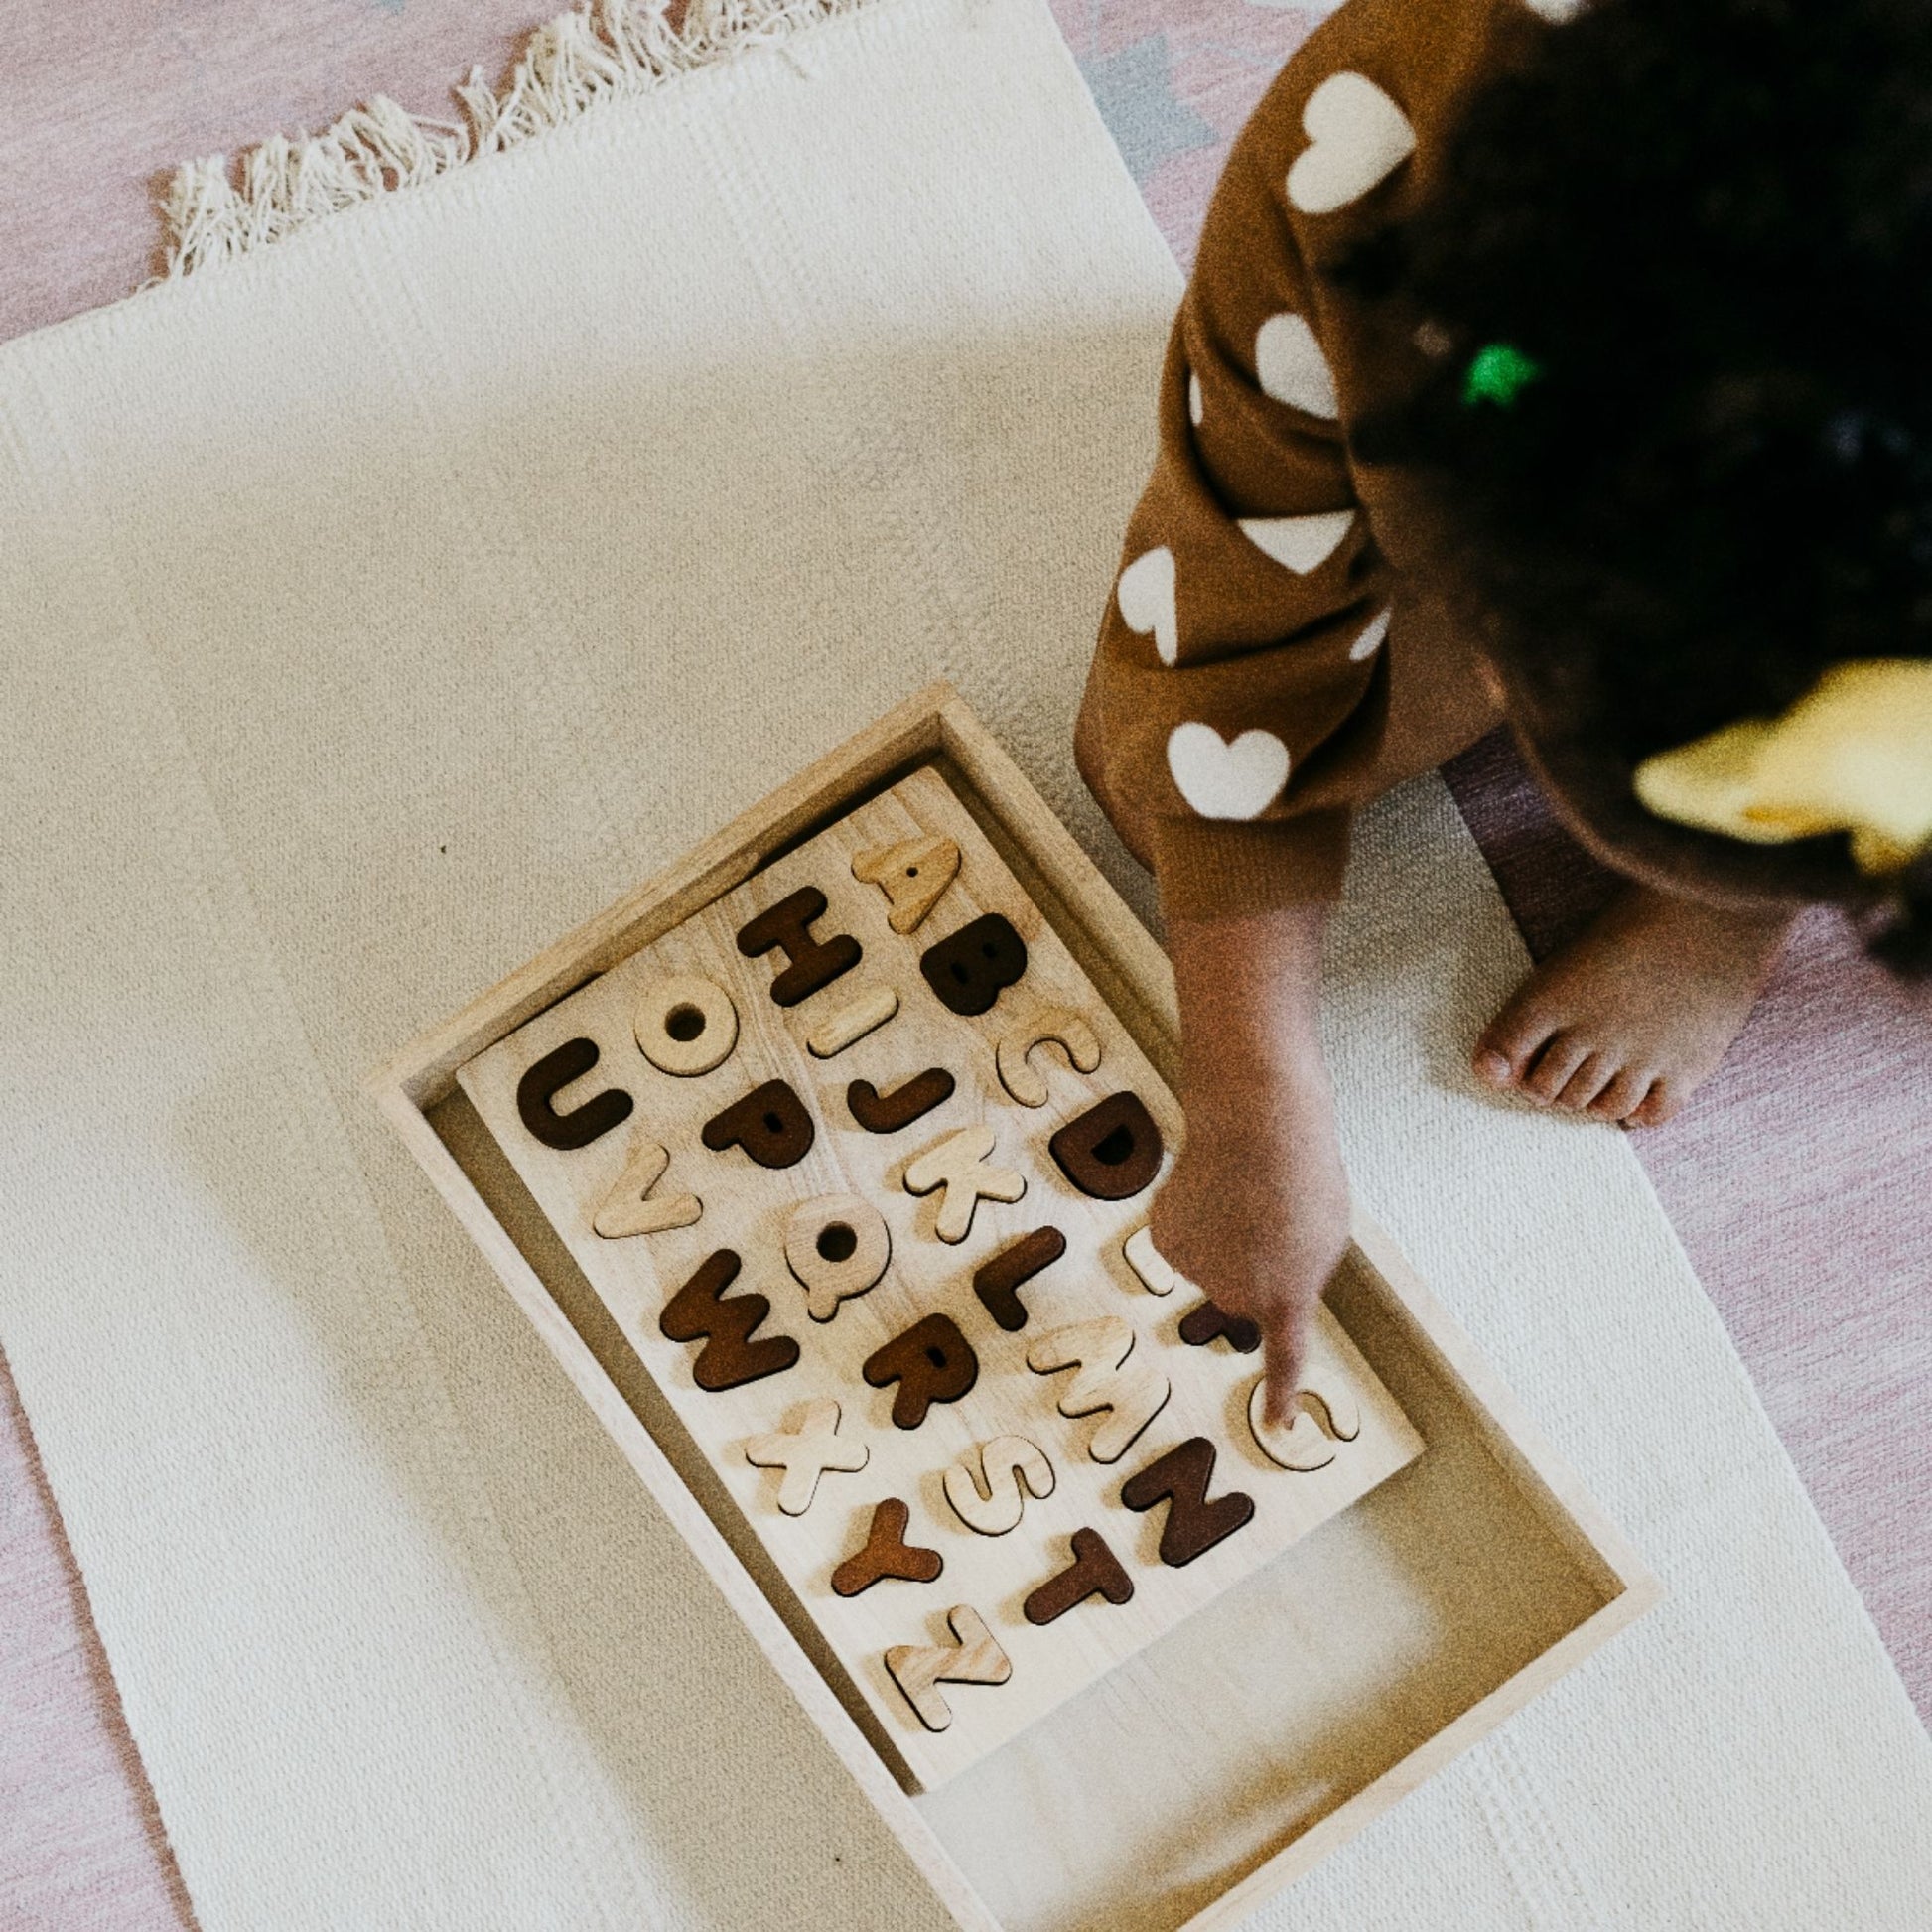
left=1, top=1, right=1923, bottom=1922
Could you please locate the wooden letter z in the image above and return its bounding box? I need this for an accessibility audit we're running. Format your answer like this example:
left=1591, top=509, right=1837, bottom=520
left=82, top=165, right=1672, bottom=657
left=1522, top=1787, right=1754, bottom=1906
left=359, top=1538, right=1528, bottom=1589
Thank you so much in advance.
left=883, top=1605, right=1012, bottom=1732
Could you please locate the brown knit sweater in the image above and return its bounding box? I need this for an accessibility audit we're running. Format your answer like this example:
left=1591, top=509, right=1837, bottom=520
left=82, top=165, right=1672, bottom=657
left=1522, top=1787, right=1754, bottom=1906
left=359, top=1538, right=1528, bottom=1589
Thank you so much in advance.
left=1078, top=0, right=1555, bottom=919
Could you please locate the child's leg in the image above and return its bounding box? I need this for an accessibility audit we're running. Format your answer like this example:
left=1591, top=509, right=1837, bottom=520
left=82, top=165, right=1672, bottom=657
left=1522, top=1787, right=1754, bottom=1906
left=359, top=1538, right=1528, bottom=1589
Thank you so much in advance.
left=1472, top=885, right=1793, bottom=1126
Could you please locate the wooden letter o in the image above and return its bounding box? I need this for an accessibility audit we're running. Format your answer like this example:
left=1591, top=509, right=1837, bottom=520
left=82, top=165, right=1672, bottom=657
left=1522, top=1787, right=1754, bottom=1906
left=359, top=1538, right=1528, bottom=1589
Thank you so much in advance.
left=634, top=974, right=739, bottom=1076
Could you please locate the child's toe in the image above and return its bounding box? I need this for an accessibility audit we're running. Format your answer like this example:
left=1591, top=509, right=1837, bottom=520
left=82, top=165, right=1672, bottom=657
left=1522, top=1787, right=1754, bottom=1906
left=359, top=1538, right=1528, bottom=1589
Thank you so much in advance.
left=1588, top=1065, right=1651, bottom=1122
left=1627, top=1079, right=1681, bottom=1129
left=1556, top=1052, right=1613, bottom=1111
left=1524, top=1033, right=1590, bottom=1104
left=1472, top=1004, right=1558, bottom=1088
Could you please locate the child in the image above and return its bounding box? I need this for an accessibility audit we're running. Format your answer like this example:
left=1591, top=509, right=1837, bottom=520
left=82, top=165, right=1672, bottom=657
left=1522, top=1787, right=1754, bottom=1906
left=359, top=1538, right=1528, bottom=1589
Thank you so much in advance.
left=1075, top=0, right=1932, bottom=1416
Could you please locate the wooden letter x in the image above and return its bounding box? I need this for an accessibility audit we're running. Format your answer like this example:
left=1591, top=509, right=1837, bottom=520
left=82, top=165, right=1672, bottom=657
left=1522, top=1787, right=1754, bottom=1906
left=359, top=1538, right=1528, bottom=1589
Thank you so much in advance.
left=902, top=1124, right=1025, bottom=1244
left=743, top=1398, right=869, bottom=1516
left=884, top=1605, right=1012, bottom=1732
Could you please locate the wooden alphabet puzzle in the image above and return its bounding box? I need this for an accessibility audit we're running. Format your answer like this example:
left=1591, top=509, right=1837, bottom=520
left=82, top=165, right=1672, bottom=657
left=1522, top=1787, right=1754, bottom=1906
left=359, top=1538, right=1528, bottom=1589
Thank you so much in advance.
left=455, top=766, right=1423, bottom=1788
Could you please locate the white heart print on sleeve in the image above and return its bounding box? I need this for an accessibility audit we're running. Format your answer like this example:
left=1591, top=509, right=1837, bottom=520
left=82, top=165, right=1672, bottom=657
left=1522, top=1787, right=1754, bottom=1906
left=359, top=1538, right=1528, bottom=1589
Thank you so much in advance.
left=1167, top=723, right=1291, bottom=820
left=1238, top=509, right=1354, bottom=575
left=1117, top=546, right=1179, bottom=665
left=1287, top=72, right=1416, bottom=216
left=1255, top=315, right=1338, bottom=418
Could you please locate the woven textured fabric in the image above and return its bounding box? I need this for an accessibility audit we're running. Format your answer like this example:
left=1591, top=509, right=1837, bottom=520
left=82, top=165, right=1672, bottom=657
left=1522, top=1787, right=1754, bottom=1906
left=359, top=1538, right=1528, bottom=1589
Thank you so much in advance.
left=0, top=1, right=1926, bottom=1925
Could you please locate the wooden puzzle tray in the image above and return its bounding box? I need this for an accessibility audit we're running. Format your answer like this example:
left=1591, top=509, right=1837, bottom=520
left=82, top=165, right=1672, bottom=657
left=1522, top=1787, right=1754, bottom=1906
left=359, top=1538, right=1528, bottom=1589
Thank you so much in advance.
left=371, top=684, right=1658, bottom=1925
left=453, top=764, right=1422, bottom=1788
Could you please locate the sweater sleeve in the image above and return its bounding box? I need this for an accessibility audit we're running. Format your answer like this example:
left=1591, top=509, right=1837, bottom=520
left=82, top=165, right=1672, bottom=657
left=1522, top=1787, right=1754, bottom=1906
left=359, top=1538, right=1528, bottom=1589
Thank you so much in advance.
left=1076, top=83, right=1398, bottom=921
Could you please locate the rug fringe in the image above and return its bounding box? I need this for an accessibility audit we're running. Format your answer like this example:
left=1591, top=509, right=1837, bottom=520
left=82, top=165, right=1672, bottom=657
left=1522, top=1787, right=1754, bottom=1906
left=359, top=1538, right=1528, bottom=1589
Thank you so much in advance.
left=161, top=0, right=875, bottom=277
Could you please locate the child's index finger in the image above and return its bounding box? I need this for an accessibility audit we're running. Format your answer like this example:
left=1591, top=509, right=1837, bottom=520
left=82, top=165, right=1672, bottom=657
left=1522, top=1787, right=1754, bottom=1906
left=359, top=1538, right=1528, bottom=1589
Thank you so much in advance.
left=1259, top=1323, right=1308, bottom=1430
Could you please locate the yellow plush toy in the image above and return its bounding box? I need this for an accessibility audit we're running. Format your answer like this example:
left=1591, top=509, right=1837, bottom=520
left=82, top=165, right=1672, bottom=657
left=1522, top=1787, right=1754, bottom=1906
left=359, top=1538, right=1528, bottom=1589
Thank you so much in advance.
left=1633, top=659, right=1932, bottom=875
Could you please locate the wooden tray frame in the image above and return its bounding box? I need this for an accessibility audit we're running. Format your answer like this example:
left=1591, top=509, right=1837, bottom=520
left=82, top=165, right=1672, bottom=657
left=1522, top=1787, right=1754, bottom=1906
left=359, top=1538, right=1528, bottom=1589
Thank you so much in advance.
left=367, top=681, right=1660, bottom=1931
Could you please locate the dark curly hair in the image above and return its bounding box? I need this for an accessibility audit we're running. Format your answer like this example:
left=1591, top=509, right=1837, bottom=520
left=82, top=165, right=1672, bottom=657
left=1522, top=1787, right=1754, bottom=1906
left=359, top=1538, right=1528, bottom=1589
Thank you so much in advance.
left=1339, top=0, right=1932, bottom=971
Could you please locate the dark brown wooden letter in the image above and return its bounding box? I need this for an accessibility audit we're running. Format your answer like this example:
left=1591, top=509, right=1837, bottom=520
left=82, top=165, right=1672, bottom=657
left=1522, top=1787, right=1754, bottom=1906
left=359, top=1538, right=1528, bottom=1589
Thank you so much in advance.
left=919, top=913, right=1028, bottom=1017
left=846, top=1067, right=955, bottom=1134
left=1023, top=1527, right=1135, bottom=1625
left=1048, top=1090, right=1164, bottom=1201
left=1120, top=1437, right=1254, bottom=1568
left=701, top=1079, right=815, bottom=1169
left=515, top=1037, right=633, bottom=1150
left=736, top=886, right=862, bottom=1007
left=831, top=1498, right=944, bottom=1597
left=1177, top=1299, right=1261, bottom=1353
left=973, top=1226, right=1066, bottom=1332
left=863, top=1313, right=979, bottom=1430
left=658, top=1249, right=800, bottom=1392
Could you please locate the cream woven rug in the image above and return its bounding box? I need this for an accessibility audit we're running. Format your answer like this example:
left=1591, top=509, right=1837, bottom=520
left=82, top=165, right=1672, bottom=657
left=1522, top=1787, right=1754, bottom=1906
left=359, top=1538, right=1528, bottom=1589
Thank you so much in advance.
left=1, top=0, right=1926, bottom=1925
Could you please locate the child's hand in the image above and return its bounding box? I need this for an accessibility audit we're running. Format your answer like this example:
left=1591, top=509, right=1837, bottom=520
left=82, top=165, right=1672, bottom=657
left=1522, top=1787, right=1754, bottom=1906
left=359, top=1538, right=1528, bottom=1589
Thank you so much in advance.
left=1153, top=1084, right=1349, bottom=1424
left=1156, top=902, right=1351, bottom=1426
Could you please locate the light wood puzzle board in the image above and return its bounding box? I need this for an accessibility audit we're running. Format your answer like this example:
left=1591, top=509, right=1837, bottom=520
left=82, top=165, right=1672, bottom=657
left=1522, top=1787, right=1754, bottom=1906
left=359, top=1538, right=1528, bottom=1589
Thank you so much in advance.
left=457, top=767, right=1423, bottom=1790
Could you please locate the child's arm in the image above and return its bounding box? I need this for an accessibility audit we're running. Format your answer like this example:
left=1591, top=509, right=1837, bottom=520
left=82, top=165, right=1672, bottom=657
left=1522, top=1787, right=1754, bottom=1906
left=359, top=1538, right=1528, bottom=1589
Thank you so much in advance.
left=1077, top=55, right=1396, bottom=1401
left=1154, top=901, right=1348, bottom=1424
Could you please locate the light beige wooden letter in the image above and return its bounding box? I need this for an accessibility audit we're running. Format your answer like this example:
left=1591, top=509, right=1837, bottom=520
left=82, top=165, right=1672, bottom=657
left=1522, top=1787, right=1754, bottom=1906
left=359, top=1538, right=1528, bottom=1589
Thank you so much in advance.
left=941, top=1435, right=1055, bottom=1536
left=632, top=973, right=739, bottom=1076
left=1122, top=1225, right=1192, bottom=1298
left=852, top=834, right=961, bottom=934
left=743, top=1398, right=870, bottom=1516
left=591, top=1137, right=703, bottom=1239
left=883, top=1604, right=1012, bottom=1732
left=1026, top=1317, right=1172, bottom=1463
left=1247, top=1369, right=1364, bottom=1472
left=783, top=1193, right=892, bottom=1322
left=902, top=1123, right=1026, bottom=1244
left=995, top=1005, right=1102, bottom=1107
left=806, top=985, right=899, bottom=1058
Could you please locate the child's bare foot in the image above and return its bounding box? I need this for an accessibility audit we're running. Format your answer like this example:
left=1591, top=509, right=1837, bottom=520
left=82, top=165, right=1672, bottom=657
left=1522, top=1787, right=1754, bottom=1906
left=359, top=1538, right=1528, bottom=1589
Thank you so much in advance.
left=1471, top=884, right=1791, bottom=1128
